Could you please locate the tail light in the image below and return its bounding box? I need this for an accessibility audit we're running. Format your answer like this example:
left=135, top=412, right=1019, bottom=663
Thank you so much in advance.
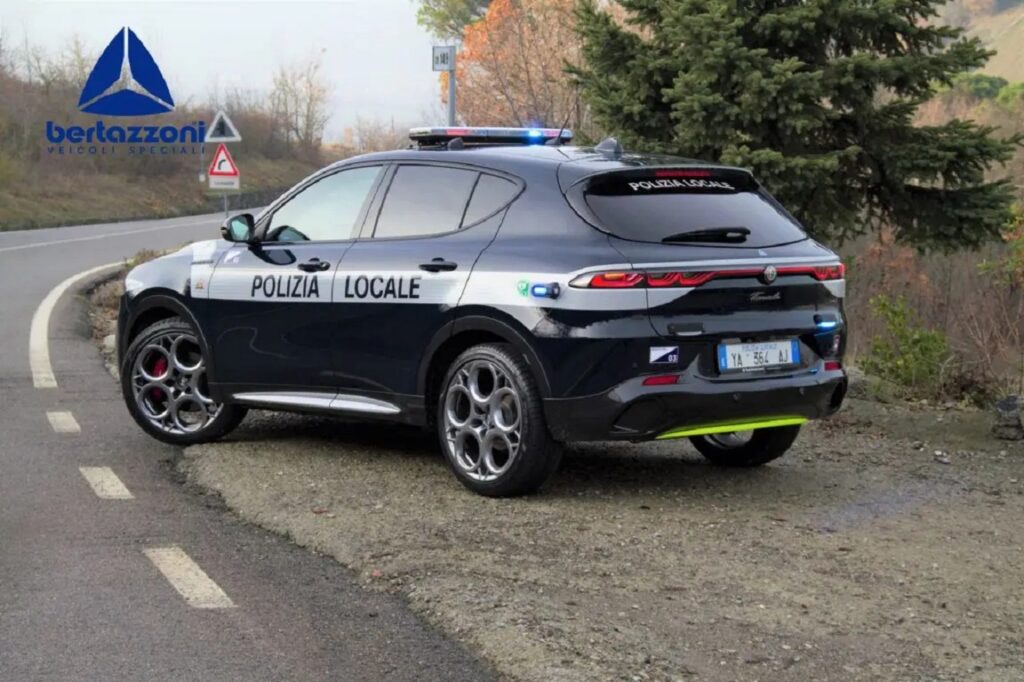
left=571, top=263, right=845, bottom=289
left=588, top=272, right=645, bottom=288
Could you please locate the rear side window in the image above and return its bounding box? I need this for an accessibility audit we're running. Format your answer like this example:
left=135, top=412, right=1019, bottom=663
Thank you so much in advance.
left=577, top=169, right=807, bottom=248
left=462, top=174, right=519, bottom=226
left=374, top=165, right=478, bottom=239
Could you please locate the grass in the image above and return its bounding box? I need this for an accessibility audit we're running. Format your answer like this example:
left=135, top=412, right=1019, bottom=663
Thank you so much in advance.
left=0, top=156, right=321, bottom=231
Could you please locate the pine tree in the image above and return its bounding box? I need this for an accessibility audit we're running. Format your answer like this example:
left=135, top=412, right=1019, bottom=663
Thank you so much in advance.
left=571, top=0, right=1021, bottom=249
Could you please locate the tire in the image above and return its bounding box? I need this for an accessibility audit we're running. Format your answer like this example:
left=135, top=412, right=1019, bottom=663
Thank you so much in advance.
left=689, top=425, right=801, bottom=467
left=121, top=317, right=247, bottom=445
left=436, top=343, right=562, bottom=497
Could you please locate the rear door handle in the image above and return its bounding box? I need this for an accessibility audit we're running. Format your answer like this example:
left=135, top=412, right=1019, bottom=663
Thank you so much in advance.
left=298, top=258, right=331, bottom=272
left=419, top=258, right=458, bottom=273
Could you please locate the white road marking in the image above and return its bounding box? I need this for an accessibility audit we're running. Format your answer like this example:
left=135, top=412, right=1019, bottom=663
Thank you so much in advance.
left=30, top=262, right=121, bottom=388
left=0, top=216, right=217, bottom=254
left=143, top=546, right=235, bottom=609
left=46, top=411, right=81, bottom=433
left=79, top=466, right=134, bottom=500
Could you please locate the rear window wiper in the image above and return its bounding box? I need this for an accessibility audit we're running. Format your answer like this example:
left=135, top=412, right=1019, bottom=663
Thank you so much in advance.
left=661, top=227, right=751, bottom=244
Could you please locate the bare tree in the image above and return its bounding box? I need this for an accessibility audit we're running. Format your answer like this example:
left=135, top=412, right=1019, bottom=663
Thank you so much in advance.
left=270, top=51, right=331, bottom=159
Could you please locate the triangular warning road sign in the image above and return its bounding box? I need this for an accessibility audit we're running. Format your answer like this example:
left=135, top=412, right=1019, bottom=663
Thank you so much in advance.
left=208, top=144, right=239, bottom=177
left=205, top=109, right=242, bottom=142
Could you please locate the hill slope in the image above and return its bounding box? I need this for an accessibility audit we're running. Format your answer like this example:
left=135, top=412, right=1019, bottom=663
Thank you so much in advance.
left=969, top=3, right=1024, bottom=82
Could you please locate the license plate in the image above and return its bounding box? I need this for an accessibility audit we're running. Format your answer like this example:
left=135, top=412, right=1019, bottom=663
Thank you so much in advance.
left=717, top=340, right=800, bottom=372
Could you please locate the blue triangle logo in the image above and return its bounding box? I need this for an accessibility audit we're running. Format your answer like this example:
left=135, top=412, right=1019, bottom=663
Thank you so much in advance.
left=78, top=27, right=174, bottom=116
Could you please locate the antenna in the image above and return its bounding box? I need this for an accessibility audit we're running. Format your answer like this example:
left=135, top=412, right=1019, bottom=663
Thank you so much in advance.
left=546, top=87, right=579, bottom=146
left=595, top=137, right=623, bottom=156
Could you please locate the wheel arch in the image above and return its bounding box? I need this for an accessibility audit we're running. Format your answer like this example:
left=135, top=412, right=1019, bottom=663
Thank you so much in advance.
left=121, top=292, right=215, bottom=379
left=419, top=314, right=552, bottom=425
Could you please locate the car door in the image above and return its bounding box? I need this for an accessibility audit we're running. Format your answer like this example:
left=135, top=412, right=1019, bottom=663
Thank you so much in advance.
left=204, top=164, right=385, bottom=395
left=331, top=163, right=521, bottom=405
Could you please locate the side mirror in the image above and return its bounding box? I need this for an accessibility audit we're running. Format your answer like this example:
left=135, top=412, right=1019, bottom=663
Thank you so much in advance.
left=221, top=213, right=256, bottom=243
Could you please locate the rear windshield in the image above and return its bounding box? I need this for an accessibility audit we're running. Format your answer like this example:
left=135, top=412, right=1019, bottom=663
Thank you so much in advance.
left=578, top=169, right=807, bottom=248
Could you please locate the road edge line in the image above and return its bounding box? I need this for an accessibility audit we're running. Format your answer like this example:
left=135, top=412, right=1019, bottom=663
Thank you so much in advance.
left=30, top=262, right=122, bottom=389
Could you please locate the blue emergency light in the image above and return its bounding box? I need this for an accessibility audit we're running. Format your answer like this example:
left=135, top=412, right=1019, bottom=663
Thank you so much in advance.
left=409, top=126, right=574, bottom=146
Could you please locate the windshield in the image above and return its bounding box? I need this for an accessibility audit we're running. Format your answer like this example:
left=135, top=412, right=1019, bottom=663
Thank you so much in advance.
left=577, top=169, right=808, bottom=248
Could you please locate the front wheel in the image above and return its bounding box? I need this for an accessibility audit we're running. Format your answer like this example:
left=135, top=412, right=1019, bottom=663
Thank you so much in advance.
left=437, top=343, right=562, bottom=497
left=689, top=425, right=801, bottom=467
left=121, top=317, right=247, bottom=445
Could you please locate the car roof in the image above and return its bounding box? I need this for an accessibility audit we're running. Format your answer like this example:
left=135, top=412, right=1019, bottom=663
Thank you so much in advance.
left=328, top=145, right=749, bottom=190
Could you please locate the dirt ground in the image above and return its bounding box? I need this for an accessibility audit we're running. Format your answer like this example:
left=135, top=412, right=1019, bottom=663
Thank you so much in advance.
left=177, top=398, right=1024, bottom=682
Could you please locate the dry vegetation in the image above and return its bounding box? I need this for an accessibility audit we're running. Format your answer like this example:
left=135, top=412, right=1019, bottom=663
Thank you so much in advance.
left=0, top=36, right=344, bottom=230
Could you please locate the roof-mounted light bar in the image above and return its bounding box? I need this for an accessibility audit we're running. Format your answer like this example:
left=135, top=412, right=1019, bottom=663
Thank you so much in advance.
left=409, top=126, right=574, bottom=146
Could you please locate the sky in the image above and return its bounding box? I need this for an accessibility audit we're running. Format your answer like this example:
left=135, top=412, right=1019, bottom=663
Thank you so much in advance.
left=1, top=0, right=447, bottom=139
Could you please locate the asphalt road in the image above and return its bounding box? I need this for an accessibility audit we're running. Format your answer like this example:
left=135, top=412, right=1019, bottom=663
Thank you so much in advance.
left=0, top=214, right=491, bottom=681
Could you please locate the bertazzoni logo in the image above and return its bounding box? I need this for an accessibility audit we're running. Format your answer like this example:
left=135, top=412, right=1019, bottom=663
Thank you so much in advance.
left=79, top=27, right=175, bottom=116
left=46, top=27, right=205, bottom=156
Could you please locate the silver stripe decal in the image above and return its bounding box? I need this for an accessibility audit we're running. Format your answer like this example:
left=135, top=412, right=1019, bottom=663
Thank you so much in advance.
left=232, top=391, right=401, bottom=415
left=202, top=258, right=843, bottom=310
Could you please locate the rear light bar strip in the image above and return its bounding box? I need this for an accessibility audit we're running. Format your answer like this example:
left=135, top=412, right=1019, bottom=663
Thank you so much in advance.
left=572, top=263, right=844, bottom=289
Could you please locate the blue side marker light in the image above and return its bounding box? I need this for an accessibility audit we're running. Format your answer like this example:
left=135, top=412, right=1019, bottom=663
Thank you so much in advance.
left=813, top=313, right=839, bottom=331
left=530, top=282, right=560, bottom=299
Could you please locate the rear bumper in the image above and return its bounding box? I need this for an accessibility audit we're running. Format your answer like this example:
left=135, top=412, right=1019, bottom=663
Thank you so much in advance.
left=543, top=368, right=847, bottom=442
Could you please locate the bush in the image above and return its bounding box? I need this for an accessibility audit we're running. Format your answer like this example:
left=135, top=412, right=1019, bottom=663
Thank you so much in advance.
left=996, top=82, right=1024, bottom=107
left=952, top=72, right=1009, bottom=100
left=861, top=294, right=1005, bottom=405
left=862, top=295, right=951, bottom=397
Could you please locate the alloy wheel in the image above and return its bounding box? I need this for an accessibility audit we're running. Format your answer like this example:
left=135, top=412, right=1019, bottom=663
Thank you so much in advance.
left=130, top=332, right=221, bottom=435
left=442, top=359, right=523, bottom=481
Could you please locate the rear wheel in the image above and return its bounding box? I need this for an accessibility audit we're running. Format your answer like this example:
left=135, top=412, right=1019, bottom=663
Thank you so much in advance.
left=437, top=343, right=561, bottom=497
left=121, top=317, right=247, bottom=445
left=689, top=425, right=800, bottom=467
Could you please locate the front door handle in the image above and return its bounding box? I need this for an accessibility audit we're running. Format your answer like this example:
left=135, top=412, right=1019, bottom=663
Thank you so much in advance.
left=298, top=258, right=331, bottom=273
left=419, top=258, right=458, bottom=273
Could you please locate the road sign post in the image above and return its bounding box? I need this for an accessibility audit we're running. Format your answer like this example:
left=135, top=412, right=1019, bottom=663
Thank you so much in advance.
left=208, top=143, right=240, bottom=216
left=204, top=111, right=243, bottom=214
left=433, top=45, right=457, bottom=126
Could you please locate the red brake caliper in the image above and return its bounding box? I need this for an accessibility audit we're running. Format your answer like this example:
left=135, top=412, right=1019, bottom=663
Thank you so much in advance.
left=151, top=356, right=168, bottom=401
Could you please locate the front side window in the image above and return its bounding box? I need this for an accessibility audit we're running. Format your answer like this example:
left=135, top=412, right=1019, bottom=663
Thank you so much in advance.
left=268, top=165, right=382, bottom=242
left=373, top=165, right=478, bottom=239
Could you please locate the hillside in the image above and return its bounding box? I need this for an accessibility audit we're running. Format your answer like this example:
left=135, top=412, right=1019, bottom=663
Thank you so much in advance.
left=969, top=3, right=1024, bottom=81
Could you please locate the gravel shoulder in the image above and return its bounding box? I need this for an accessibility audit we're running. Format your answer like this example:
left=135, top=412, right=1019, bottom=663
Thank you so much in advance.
left=90, top=275, right=1024, bottom=680
left=181, top=401, right=1024, bottom=682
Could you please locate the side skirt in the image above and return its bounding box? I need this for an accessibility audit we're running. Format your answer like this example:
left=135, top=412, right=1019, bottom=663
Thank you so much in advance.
left=232, top=391, right=401, bottom=415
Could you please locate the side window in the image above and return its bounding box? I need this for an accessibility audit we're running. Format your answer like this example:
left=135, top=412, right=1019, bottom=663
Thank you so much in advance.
left=268, top=166, right=381, bottom=242
left=462, top=174, right=519, bottom=226
left=374, top=165, right=478, bottom=239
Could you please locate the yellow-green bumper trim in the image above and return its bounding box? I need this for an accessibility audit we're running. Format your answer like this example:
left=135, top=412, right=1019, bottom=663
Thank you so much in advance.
left=656, top=416, right=808, bottom=440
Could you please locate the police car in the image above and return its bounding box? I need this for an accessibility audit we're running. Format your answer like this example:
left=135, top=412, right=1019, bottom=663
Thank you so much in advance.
left=118, top=126, right=847, bottom=497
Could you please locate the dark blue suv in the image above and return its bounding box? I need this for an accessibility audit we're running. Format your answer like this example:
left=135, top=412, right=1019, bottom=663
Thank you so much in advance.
left=119, top=127, right=847, bottom=496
